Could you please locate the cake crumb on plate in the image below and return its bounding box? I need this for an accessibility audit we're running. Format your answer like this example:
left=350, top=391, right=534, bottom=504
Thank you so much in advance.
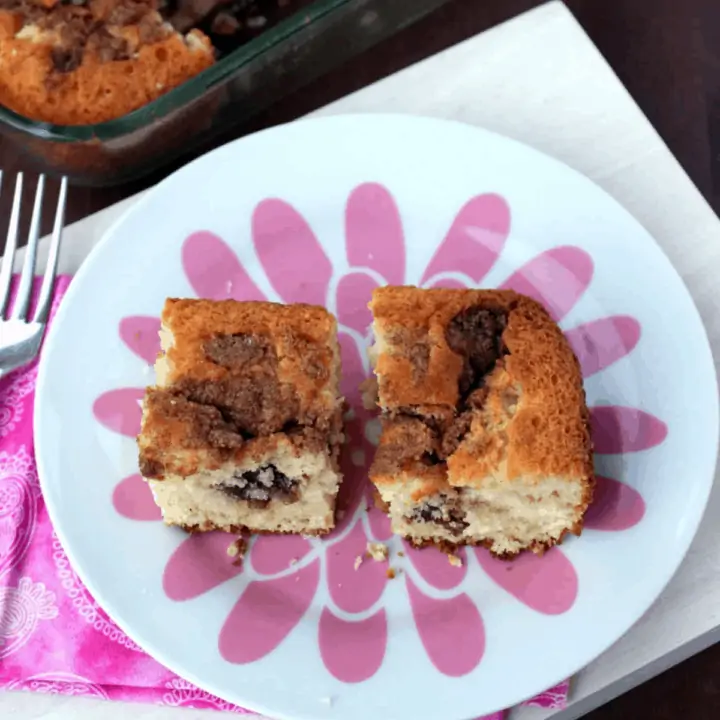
left=366, top=542, right=389, bottom=561
left=226, top=537, right=247, bottom=565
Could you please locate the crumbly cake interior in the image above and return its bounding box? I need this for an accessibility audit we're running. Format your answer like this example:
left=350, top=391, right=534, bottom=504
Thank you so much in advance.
left=368, top=287, right=594, bottom=558
left=137, top=298, right=344, bottom=535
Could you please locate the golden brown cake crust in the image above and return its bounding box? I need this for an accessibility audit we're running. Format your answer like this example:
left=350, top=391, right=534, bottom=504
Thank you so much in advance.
left=160, top=298, right=340, bottom=435
left=369, top=286, right=593, bottom=493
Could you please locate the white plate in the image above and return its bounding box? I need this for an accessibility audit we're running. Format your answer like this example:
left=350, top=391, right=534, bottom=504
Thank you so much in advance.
left=35, top=115, right=718, bottom=720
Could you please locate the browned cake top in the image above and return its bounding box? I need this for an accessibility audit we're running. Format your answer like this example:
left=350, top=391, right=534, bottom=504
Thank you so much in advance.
left=138, top=298, right=343, bottom=478
left=369, top=286, right=592, bottom=487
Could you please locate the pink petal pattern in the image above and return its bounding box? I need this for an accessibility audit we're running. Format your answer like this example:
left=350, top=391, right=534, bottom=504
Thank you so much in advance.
left=219, top=560, right=319, bottom=663
left=403, top=543, right=467, bottom=590
left=338, top=331, right=368, bottom=406
left=406, top=578, right=485, bottom=676
left=421, top=194, right=510, bottom=284
left=182, top=231, right=264, bottom=301
left=112, top=474, right=161, bottom=521
left=591, top=406, right=668, bottom=454
left=474, top=548, right=577, bottom=615
left=163, top=533, right=245, bottom=601
left=500, top=246, right=593, bottom=322
left=336, top=273, right=378, bottom=334
left=327, top=519, right=386, bottom=613
left=584, top=475, right=645, bottom=531
left=252, top=199, right=331, bottom=306
left=119, top=316, right=161, bottom=365
left=345, top=182, right=405, bottom=284
left=250, top=535, right=313, bottom=576
left=365, top=499, right=393, bottom=542
left=426, top=277, right=466, bottom=289
left=565, top=316, right=641, bottom=378
left=93, top=388, right=144, bottom=437
left=319, top=608, right=387, bottom=683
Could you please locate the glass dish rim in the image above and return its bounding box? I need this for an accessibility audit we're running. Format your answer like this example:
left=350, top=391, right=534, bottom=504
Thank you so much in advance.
left=0, top=0, right=350, bottom=143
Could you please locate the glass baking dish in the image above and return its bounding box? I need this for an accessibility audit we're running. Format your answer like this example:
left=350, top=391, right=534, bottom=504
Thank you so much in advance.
left=0, top=0, right=450, bottom=187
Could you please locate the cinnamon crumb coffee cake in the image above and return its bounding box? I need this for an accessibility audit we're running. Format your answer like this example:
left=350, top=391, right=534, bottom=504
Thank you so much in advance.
left=137, top=298, right=344, bottom=535
left=0, top=0, right=214, bottom=125
left=367, top=286, right=594, bottom=558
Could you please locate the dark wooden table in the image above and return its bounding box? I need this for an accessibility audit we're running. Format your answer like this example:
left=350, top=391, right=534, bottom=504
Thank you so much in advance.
left=3, top=0, right=720, bottom=717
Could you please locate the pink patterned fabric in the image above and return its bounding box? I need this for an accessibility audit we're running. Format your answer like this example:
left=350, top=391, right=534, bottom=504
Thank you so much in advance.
left=0, top=276, right=569, bottom=715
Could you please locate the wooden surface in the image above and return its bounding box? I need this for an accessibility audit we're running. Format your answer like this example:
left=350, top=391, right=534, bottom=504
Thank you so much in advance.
left=1, top=1, right=720, bottom=718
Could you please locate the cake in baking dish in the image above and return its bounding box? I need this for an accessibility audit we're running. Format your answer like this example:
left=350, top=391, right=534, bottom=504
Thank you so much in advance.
left=137, top=298, right=344, bottom=535
left=0, top=0, right=215, bottom=125
left=367, top=286, right=594, bottom=558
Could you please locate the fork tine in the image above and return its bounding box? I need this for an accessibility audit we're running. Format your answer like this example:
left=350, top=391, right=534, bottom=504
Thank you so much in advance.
left=0, top=172, right=21, bottom=319
left=11, top=174, right=45, bottom=321
left=33, top=177, right=67, bottom=324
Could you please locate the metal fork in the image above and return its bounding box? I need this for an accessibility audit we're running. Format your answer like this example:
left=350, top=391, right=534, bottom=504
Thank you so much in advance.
left=0, top=172, right=67, bottom=376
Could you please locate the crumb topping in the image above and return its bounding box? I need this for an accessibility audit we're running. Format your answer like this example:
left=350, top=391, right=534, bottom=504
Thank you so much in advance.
left=444, top=305, right=508, bottom=406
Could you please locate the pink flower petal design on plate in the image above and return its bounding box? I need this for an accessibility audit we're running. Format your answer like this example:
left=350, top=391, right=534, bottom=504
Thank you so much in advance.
left=327, top=519, right=386, bottom=613
left=403, top=543, right=466, bottom=590
left=250, top=535, right=313, bottom=575
left=365, top=486, right=393, bottom=541
left=163, top=532, right=245, bottom=601
left=252, top=199, right=332, bottom=306
left=319, top=607, right=387, bottom=683
left=182, top=231, right=265, bottom=301
left=93, top=388, right=144, bottom=436
left=584, top=475, right=646, bottom=531
left=345, top=182, right=405, bottom=284
left=474, top=547, right=577, bottom=615
left=406, top=577, right=484, bottom=676
left=219, top=559, right=319, bottom=664
left=339, top=331, right=367, bottom=406
left=500, top=246, right=594, bottom=322
left=421, top=194, right=510, bottom=285
left=119, top=316, right=161, bottom=365
left=565, top=316, right=641, bottom=378
left=426, top=278, right=467, bottom=289
left=112, top=474, right=161, bottom=521
left=336, top=273, right=378, bottom=334
left=591, top=406, right=668, bottom=454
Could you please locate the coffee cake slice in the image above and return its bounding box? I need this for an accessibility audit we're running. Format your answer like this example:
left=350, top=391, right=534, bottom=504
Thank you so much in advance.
left=137, top=299, right=344, bottom=535
left=367, top=287, right=594, bottom=558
